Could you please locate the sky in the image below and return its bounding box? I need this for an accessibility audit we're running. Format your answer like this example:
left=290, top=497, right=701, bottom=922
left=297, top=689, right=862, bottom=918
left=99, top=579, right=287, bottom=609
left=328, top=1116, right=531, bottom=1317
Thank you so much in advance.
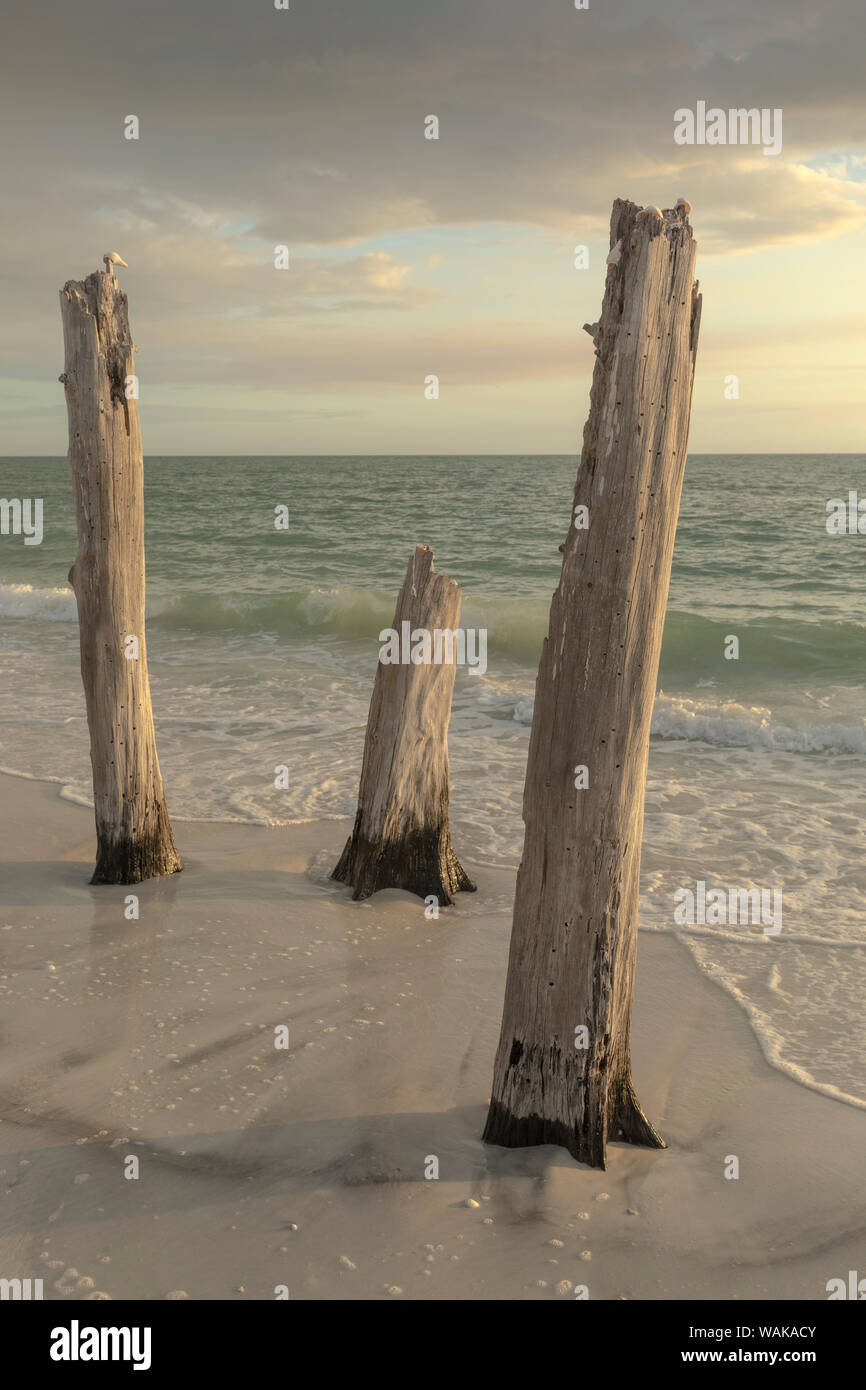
left=1, top=0, right=864, bottom=455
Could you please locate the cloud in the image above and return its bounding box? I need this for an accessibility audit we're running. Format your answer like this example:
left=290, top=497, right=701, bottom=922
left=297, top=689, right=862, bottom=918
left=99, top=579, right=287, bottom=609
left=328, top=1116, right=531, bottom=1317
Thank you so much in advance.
left=1, top=0, right=865, bottom=450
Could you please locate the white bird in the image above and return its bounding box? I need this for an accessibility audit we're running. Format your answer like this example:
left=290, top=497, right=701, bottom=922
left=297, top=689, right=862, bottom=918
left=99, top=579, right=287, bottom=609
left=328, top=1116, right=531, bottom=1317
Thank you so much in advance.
left=103, top=252, right=128, bottom=275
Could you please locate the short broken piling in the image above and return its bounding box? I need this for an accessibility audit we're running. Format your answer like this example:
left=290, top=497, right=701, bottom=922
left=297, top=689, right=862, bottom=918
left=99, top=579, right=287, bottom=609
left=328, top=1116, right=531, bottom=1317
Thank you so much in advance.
left=332, top=545, right=475, bottom=905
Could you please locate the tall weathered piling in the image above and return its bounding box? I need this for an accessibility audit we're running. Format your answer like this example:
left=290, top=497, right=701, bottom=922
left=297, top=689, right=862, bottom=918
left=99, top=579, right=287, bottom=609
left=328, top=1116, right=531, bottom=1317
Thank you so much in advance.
left=483, top=198, right=701, bottom=1169
left=332, top=545, right=475, bottom=905
left=60, top=268, right=181, bottom=885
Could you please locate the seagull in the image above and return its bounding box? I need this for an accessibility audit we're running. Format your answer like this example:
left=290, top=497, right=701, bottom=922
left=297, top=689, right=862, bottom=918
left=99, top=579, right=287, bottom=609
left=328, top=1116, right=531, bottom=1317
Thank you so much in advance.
left=103, top=252, right=129, bottom=275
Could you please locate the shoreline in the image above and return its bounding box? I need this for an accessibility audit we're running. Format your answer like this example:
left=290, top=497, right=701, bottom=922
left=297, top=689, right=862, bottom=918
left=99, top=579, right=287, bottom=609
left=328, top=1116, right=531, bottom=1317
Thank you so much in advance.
left=1, top=770, right=864, bottom=1300
left=3, top=757, right=864, bottom=1115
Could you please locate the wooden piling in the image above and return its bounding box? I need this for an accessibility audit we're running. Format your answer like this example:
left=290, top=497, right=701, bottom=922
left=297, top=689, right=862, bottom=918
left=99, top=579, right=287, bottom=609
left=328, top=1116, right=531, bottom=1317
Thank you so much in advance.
left=482, top=198, right=701, bottom=1169
left=332, top=545, right=475, bottom=905
left=60, top=268, right=181, bottom=885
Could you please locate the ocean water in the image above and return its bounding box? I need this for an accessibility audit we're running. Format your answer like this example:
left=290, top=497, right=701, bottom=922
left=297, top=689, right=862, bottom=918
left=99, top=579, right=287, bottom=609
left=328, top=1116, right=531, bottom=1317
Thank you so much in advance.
left=1, top=454, right=865, bottom=1108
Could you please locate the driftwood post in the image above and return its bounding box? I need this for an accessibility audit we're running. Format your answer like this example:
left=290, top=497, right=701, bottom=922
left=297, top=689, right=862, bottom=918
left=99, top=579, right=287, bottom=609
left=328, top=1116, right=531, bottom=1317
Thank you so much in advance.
left=483, top=198, right=701, bottom=1169
left=332, top=545, right=475, bottom=904
left=60, top=267, right=181, bottom=885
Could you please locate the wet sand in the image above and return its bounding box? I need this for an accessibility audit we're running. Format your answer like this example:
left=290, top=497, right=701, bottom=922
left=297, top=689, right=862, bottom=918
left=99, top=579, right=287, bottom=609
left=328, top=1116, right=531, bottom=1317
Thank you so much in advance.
left=1, top=772, right=863, bottom=1300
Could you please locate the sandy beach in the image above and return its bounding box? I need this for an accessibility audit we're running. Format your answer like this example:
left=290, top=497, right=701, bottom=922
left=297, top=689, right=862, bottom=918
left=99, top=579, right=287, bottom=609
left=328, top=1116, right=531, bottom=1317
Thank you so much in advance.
left=1, top=770, right=863, bottom=1301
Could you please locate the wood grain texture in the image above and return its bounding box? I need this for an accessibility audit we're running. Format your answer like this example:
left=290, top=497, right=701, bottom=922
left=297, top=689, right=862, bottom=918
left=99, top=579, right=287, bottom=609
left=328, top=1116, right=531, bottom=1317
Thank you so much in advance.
left=332, top=545, right=475, bottom=904
left=483, top=198, right=701, bottom=1169
left=60, top=269, right=181, bottom=885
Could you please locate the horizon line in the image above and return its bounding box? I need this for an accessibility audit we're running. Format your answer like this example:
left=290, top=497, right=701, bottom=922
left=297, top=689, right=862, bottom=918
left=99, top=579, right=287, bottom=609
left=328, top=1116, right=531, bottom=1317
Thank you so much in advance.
left=3, top=452, right=864, bottom=460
